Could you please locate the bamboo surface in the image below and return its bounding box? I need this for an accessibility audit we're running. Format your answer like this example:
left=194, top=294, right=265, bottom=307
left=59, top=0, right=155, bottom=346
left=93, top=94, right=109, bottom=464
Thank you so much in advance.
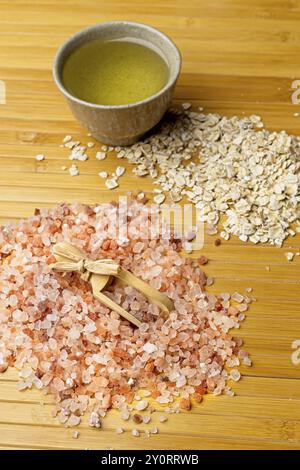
left=0, top=0, right=300, bottom=450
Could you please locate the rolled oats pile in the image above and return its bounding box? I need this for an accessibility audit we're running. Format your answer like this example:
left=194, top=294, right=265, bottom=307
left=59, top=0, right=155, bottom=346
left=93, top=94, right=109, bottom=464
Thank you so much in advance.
left=115, top=108, right=300, bottom=246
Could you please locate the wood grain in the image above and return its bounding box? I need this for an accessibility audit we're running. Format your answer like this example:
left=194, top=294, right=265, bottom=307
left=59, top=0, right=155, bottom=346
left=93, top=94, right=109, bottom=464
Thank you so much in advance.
left=0, top=0, right=300, bottom=450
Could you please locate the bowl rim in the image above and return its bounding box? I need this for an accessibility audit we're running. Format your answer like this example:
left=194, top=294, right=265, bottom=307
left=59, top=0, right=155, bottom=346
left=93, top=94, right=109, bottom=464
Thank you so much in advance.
left=53, top=21, right=182, bottom=110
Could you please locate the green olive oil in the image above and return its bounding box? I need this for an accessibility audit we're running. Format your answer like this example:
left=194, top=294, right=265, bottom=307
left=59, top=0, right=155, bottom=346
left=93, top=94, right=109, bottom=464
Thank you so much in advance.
left=62, top=39, right=169, bottom=105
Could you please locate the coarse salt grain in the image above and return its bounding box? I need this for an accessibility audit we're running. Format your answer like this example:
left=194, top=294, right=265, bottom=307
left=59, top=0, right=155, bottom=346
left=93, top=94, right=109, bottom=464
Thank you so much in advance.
left=142, top=343, right=157, bottom=354
left=35, top=154, right=45, bottom=161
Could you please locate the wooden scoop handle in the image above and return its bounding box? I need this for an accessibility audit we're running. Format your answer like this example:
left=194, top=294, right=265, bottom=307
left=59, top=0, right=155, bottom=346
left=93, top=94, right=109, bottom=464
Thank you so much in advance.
left=117, top=268, right=174, bottom=315
left=93, top=289, right=142, bottom=328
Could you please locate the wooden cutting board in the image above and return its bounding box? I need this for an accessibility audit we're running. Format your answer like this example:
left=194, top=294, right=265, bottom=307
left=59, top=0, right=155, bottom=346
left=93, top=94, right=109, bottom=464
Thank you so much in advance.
left=0, top=0, right=299, bottom=450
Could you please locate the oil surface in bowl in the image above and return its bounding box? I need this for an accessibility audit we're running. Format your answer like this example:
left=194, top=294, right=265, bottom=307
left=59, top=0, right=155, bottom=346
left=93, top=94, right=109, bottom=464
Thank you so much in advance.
left=62, top=39, right=169, bottom=106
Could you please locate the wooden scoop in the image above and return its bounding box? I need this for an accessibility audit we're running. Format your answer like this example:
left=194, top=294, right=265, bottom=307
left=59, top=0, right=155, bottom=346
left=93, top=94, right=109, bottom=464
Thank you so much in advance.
left=51, top=242, right=174, bottom=327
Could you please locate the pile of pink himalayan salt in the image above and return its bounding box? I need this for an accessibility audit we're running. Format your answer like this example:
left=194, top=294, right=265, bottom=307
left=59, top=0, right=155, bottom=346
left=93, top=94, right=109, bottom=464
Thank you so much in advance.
left=0, top=197, right=251, bottom=427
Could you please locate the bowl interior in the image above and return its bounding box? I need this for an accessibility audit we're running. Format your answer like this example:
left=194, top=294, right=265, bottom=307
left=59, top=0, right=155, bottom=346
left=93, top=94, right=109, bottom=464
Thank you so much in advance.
left=54, top=21, right=181, bottom=107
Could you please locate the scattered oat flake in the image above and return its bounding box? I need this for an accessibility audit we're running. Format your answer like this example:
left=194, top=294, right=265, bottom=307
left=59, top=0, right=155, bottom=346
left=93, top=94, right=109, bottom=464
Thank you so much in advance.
left=285, top=252, right=295, bottom=261
left=105, top=179, right=118, bottom=190
left=69, top=164, right=79, bottom=177
left=182, top=102, right=191, bottom=110
left=87, top=142, right=94, bottom=148
left=150, top=426, right=158, bottom=434
left=63, top=135, right=72, bottom=143
left=153, top=194, right=165, bottom=205
left=115, top=166, right=125, bottom=177
left=158, top=415, right=167, bottom=423
left=96, top=151, right=106, bottom=160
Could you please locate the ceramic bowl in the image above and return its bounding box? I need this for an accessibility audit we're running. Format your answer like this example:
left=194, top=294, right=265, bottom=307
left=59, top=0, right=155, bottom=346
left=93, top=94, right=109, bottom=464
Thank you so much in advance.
left=53, top=21, right=181, bottom=146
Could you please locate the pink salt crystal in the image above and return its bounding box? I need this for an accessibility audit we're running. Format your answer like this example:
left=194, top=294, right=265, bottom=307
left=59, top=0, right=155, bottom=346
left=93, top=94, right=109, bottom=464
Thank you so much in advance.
left=176, top=375, right=187, bottom=388
left=58, top=412, right=69, bottom=424
left=88, top=411, right=101, bottom=428
left=156, top=396, right=170, bottom=404
left=132, top=429, right=140, bottom=437
left=142, top=415, right=151, bottom=424
left=133, top=242, right=144, bottom=253
left=158, top=415, right=167, bottom=423
left=142, top=343, right=157, bottom=354
left=16, top=381, right=28, bottom=391
left=232, top=292, right=244, bottom=303
left=53, top=377, right=65, bottom=392
left=139, top=323, right=149, bottom=333
left=120, top=409, right=130, bottom=421
left=150, top=427, right=158, bottom=434
left=185, top=231, right=196, bottom=242
left=72, top=431, right=79, bottom=439
left=230, top=369, right=241, bottom=382
left=116, top=428, right=124, bottom=434
left=48, top=338, right=57, bottom=350
left=238, top=303, right=248, bottom=312
left=68, top=414, right=81, bottom=426
left=243, top=356, right=252, bottom=367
